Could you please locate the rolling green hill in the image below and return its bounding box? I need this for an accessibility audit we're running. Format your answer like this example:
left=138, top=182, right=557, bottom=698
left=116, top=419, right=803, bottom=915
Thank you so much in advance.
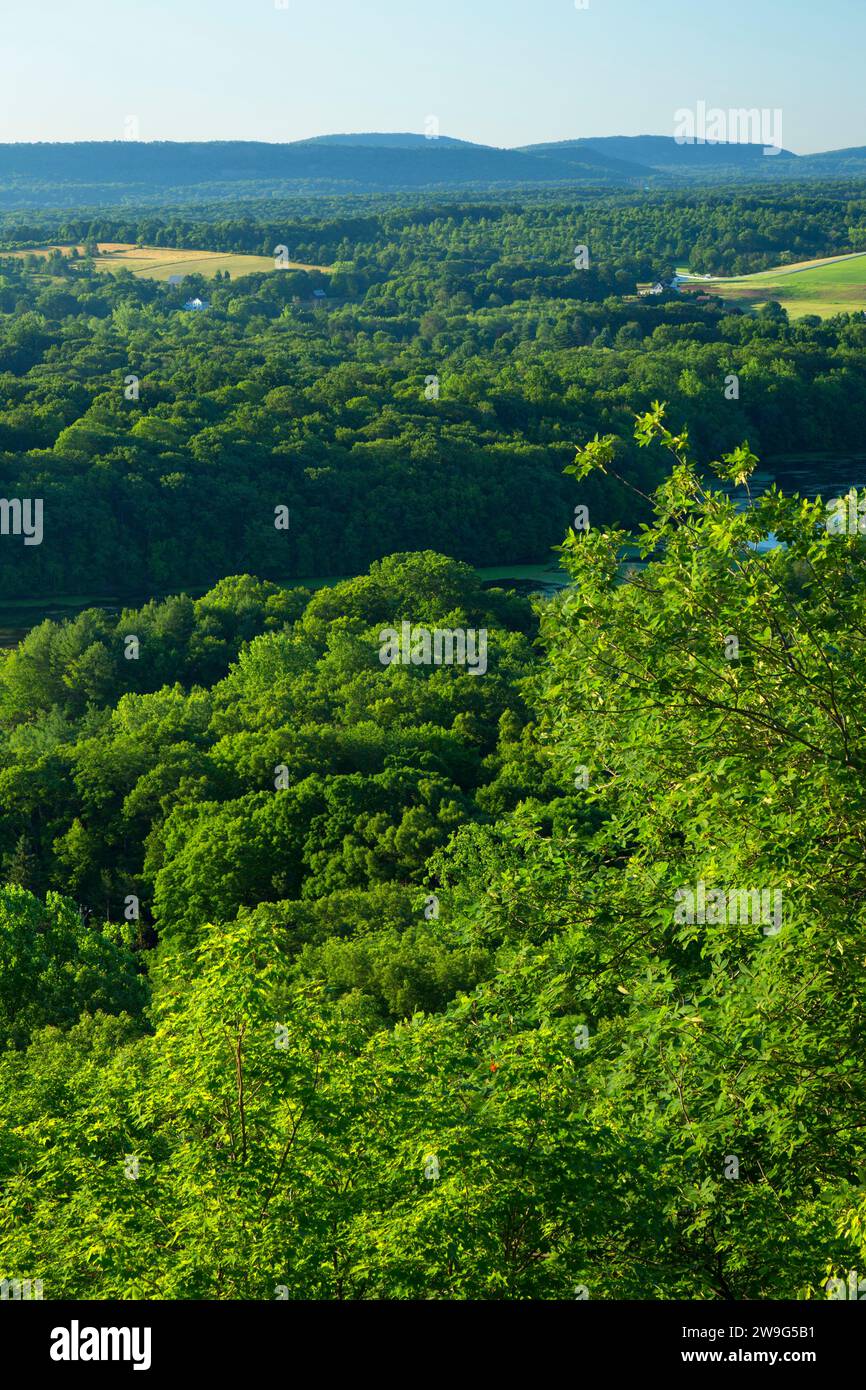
left=3, top=135, right=866, bottom=210
left=0, top=138, right=647, bottom=208
left=522, top=134, right=798, bottom=171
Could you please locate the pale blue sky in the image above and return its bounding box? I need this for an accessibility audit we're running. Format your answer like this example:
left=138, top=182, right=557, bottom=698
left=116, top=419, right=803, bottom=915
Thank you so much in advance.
left=0, top=0, right=861, bottom=154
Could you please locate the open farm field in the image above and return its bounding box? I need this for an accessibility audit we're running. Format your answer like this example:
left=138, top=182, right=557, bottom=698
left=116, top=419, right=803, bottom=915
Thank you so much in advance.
left=681, top=251, right=866, bottom=318
left=4, top=241, right=331, bottom=278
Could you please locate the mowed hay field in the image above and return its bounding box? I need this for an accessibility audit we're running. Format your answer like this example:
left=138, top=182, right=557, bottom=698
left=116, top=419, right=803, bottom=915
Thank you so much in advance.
left=6, top=242, right=331, bottom=279
left=682, top=252, right=866, bottom=319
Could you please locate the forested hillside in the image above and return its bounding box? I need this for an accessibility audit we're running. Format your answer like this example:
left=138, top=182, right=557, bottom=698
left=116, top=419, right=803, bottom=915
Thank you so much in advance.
left=0, top=138, right=645, bottom=208
left=2, top=137, right=864, bottom=211
left=2, top=171, right=866, bottom=1304
left=4, top=0, right=866, bottom=1340
left=3, top=188, right=866, bottom=598
left=1, top=414, right=864, bottom=1298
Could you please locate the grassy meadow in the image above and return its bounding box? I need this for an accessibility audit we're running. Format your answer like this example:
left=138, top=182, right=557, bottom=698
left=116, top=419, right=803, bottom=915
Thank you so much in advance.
left=6, top=242, right=331, bottom=279
left=682, top=250, right=866, bottom=318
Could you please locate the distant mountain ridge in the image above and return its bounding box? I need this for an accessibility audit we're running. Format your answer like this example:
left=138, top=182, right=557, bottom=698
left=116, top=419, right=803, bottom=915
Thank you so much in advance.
left=298, top=132, right=481, bottom=148
left=521, top=135, right=799, bottom=168
left=0, top=133, right=862, bottom=208
left=801, top=145, right=866, bottom=175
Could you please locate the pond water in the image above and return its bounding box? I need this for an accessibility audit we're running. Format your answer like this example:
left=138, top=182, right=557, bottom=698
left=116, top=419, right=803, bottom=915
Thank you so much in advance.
left=0, top=561, right=572, bottom=648
left=716, top=454, right=866, bottom=552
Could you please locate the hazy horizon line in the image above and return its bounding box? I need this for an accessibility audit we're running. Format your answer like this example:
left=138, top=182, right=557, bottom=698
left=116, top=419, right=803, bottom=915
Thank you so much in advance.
left=0, top=131, right=826, bottom=157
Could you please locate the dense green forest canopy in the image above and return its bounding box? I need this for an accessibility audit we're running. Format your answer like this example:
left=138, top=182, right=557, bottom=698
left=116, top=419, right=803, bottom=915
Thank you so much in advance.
left=1, top=414, right=865, bottom=1298
left=2, top=184, right=866, bottom=599
left=2, top=175, right=866, bottom=1301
